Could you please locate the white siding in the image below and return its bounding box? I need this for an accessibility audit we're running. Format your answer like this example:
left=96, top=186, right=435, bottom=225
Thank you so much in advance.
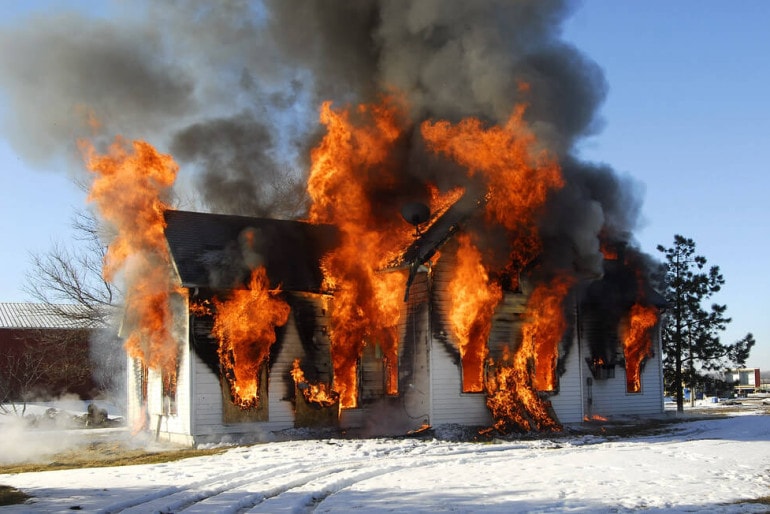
left=148, top=296, right=194, bottom=445
left=548, top=322, right=584, bottom=423
left=190, top=293, right=337, bottom=443
left=189, top=349, right=297, bottom=443
left=399, top=271, right=432, bottom=427
left=584, top=324, right=664, bottom=418
left=190, top=349, right=224, bottom=437
left=125, top=356, right=143, bottom=429
left=189, top=315, right=308, bottom=443
left=429, top=339, right=491, bottom=425
left=146, top=368, right=163, bottom=429
left=132, top=261, right=665, bottom=443
left=429, top=248, right=491, bottom=426
left=154, top=341, right=192, bottom=443
left=126, top=293, right=194, bottom=445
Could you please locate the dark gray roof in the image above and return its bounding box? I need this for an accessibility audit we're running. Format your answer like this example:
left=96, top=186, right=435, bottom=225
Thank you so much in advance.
left=0, top=303, right=93, bottom=329
left=164, top=210, right=338, bottom=292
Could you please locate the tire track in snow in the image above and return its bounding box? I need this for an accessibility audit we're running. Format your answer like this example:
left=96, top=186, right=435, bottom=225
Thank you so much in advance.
left=181, top=462, right=374, bottom=514
left=91, top=439, right=577, bottom=514
left=202, top=445, right=550, bottom=513
left=95, top=451, right=399, bottom=513
left=242, top=464, right=406, bottom=513
left=96, top=460, right=306, bottom=514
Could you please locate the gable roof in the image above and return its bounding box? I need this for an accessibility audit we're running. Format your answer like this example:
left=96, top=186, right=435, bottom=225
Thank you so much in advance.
left=164, top=210, right=338, bottom=293
left=397, top=193, right=485, bottom=269
left=0, top=303, right=94, bottom=329
left=391, top=193, right=486, bottom=301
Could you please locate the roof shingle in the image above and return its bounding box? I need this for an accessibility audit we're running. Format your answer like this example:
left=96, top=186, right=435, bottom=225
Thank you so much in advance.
left=164, top=210, right=338, bottom=292
left=0, top=303, right=93, bottom=329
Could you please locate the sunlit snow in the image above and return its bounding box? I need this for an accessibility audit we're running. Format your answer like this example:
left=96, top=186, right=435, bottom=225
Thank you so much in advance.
left=1, top=400, right=768, bottom=513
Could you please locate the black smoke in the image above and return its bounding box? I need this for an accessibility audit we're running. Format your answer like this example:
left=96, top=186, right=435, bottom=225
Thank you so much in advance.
left=0, top=0, right=646, bottom=259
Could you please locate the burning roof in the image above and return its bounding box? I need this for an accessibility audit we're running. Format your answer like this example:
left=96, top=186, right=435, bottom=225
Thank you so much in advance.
left=164, top=210, right=338, bottom=293
left=393, top=192, right=486, bottom=301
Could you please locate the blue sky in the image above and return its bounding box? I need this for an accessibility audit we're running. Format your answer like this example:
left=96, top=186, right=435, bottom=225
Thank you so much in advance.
left=563, top=2, right=770, bottom=370
left=1, top=1, right=768, bottom=370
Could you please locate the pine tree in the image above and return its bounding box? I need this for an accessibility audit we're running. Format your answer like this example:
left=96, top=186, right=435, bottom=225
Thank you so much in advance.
left=656, top=235, right=754, bottom=412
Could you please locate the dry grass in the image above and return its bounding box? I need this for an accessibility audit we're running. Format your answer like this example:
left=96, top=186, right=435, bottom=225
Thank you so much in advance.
left=740, top=495, right=770, bottom=506
left=0, top=485, right=31, bottom=506
left=730, top=495, right=770, bottom=513
left=741, top=496, right=770, bottom=505
left=573, top=416, right=697, bottom=439
left=0, top=440, right=226, bottom=475
left=0, top=438, right=226, bottom=506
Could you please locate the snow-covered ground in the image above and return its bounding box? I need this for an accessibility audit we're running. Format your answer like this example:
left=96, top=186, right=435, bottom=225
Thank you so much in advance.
left=1, top=401, right=769, bottom=513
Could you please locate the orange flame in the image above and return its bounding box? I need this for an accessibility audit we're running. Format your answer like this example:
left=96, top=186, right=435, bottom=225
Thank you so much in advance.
left=211, top=267, right=291, bottom=409
left=189, top=299, right=211, bottom=317
left=291, top=359, right=340, bottom=408
left=622, top=303, right=658, bottom=393
left=448, top=233, right=502, bottom=392
left=519, top=275, right=575, bottom=392
left=483, top=275, right=572, bottom=433
left=485, top=345, right=561, bottom=433
left=600, top=243, right=619, bottom=261
left=421, top=102, right=568, bottom=431
left=81, top=137, right=180, bottom=387
left=427, top=184, right=466, bottom=223
left=307, top=97, right=410, bottom=408
left=421, top=103, right=564, bottom=272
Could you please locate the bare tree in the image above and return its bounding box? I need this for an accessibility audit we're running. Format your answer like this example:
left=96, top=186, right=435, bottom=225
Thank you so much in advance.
left=0, top=328, right=92, bottom=415
left=269, top=170, right=310, bottom=220
left=21, top=208, right=125, bottom=409
left=0, top=339, right=50, bottom=416
left=25, top=209, right=120, bottom=326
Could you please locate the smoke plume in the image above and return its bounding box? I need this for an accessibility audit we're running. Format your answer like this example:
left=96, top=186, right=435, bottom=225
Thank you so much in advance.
left=0, top=0, right=644, bottom=259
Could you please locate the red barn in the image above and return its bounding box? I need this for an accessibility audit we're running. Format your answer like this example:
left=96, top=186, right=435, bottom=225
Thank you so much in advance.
left=0, top=303, right=97, bottom=403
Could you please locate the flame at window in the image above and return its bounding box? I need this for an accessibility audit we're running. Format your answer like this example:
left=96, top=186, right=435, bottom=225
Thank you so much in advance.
left=211, top=267, right=290, bottom=409
left=622, top=303, right=658, bottom=393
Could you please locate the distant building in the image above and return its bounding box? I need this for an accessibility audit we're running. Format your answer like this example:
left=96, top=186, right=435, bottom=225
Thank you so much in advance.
left=760, top=373, right=770, bottom=393
left=726, top=368, right=761, bottom=396
left=0, top=303, right=97, bottom=401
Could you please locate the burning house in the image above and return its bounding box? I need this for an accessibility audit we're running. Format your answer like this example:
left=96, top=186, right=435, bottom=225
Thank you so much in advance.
left=123, top=187, right=665, bottom=445
left=49, top=2, right=670, bottom=444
